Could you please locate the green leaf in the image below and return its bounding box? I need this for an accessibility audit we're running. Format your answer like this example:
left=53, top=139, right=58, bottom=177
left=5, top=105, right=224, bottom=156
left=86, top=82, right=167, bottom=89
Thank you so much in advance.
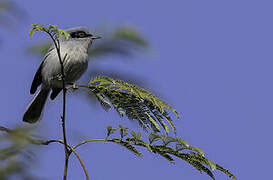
left=110, top=139, right=142, bottom=157
left=130, top=130, right=141, bottom=140
left=136, top=132, right=141, bottom=140
left=31, top=24, right=48, bottom=32
left=216, top=164, right=237, bottom=180
left=152, top=112, right=169, bottom=134
left=165, top=137, right=190, bottom=148
left=102, top=126, right=235, bottom=180
left=189, top=147, right=205, bottom=157
left=160, top=134, right=167, bottom=144
left=152, top=146, right=217, bottom=179
left=208, top=160, right=217, bottom=171
left=163, top=115, right=177, bottom=135
left=191, top=162, right=216, bottom=180
left=150, top=145, right=174, bottom=163
left=125, top=138, right=153, bottom=152
left=176, top=138, right=190, bottom=148
left=61, top=30, right=70, bottom=40
left=94, top=93, right=111, bottom=111
left=29, top=28, right=36, bottom=38
left=89, top=76, right=180, bottom=134
left=158, top=153, right=174, bottom=163
left=148, top=132, right=162, bottom=144
left=48, top=24, right=57, bottom=30
left=146, top=113, right=161, bottom=132
left=29, top=24, right=70, bottom=41
left=176, top=144, right=205, bottom=157
left=55, top=29, right=70, bottom=39
left=130, top=130, right=136, bottom=138
left=118, top=125, right=129, bottom=139
left=106, top=125, right=117, bottom=139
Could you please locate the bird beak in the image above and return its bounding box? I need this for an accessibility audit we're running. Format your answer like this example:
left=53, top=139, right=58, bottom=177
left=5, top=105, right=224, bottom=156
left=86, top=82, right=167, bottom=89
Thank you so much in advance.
left=91, top=35, right=101, bottom=40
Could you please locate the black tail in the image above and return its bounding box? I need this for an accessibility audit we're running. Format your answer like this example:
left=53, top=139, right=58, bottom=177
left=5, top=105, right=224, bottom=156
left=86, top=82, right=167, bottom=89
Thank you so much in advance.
left=23, top=88, right=50, bottom=123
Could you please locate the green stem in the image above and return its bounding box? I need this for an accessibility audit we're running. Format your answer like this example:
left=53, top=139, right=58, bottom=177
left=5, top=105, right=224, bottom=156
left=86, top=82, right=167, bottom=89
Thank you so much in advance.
left=66, top=84, right=89, bottom=90
left=53, top=140, right=90, bottom=180
left=73, top=139, right=108, bottom=150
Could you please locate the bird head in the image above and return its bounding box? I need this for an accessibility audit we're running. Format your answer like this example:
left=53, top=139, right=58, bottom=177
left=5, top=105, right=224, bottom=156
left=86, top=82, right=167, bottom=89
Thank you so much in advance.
left=63, top=26, right=101, bottom=42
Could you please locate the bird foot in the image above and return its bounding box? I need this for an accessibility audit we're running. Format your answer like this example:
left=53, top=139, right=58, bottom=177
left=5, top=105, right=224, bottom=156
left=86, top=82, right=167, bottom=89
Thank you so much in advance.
left=72, top=83, right=79, bottom=89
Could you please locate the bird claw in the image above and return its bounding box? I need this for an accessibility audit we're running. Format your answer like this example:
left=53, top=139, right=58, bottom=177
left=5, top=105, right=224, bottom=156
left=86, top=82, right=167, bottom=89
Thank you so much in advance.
left=72, top=83, right=79, bottom=89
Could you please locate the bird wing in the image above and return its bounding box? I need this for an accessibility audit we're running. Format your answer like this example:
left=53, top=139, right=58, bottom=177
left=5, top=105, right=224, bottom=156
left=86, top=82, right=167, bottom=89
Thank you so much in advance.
left=30, top=46, right=54, bottom=94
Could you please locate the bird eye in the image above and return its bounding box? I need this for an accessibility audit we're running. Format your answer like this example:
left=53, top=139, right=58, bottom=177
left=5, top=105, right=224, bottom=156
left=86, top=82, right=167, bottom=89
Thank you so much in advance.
left=70, top=31, right=88, bottom=38
left=77, top=32, right=86, bottom=38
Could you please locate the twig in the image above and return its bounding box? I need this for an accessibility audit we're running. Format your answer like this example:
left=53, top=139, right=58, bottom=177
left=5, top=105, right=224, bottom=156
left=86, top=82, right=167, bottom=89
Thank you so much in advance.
left=47, top=32, right=70, bottom=180
left=73, top=139, right=108, bottom=150
left=66, top=84, right=89, bottom=90
left=34, top=139, right=89, bottom=180
left=0, top=126, right=90, bottom=180
left=46, top=140, right=89, bottom=180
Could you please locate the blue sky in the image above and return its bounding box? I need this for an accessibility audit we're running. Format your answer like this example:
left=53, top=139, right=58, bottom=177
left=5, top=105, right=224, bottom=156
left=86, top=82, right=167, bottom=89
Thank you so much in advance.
left=1, top=0, right=272, bottom=179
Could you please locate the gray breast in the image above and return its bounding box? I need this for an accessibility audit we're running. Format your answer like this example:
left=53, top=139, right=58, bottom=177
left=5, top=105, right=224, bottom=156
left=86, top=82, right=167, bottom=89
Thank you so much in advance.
left=44, top=41, right=89, bottom=88
left=64, top=55, right=88, bottom=83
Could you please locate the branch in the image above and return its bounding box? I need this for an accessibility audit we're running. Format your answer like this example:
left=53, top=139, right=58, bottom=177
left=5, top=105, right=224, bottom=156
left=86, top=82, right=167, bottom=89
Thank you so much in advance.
left=73, top=139, right=108, bottom=150
left=47, top=30, right=70, bottom=180
left=29, top=25, right=71, bottom=180
left=0, top=126, right=89, bottom=180
left=41, top=140, right=89, bottom=180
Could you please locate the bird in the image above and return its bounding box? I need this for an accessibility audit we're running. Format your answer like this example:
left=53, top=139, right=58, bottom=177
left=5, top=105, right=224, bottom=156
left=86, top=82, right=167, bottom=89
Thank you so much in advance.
left=23, top=26, right=101, bottom=123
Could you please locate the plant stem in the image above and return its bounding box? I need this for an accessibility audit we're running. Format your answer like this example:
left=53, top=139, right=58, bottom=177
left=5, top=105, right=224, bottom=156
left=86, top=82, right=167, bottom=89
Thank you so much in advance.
left=73, top=139, right=108, bottom=149
left=62, top=86, right=69, bottom=180
left=0, top=126, right=90, bottom=180
left=48, top=32, right=70, bottom=180
left=58, top=46, right=69, bottom=180
left=52, top=140, right=90, bottom=180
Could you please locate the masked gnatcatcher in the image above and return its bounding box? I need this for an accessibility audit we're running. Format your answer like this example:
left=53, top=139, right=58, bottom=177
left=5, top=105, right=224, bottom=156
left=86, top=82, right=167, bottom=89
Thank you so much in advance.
left=23, top=26, right=101, bottom=123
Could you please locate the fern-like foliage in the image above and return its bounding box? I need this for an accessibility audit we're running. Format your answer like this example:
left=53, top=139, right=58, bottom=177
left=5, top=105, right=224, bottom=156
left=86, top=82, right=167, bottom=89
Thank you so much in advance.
left=89, top=76, right=180, bottom=134
left=29, top=24, right=70, bottom=40
left=105, top=126, right=236, bottom=180
left=0, top=126, right=39, bottom=179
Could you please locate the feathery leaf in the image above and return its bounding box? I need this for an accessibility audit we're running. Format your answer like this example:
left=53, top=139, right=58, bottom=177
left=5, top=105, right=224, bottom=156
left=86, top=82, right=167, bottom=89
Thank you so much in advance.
left=89, top=76, right=180, bottom=134
left=165, top=137, right=190, bottom=148
left=130, top=131, right=142, bottom=140
left=125, top=138, right=153, bottom=152
left=118, top=125, right=129, bottom=139
left=110, top=139, right=142, bottom=157
left=106, top=126, right=117, bottom=139
left=216, top=164, right=237, bottom=180
left=29, top=24, right=69, bottom=41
